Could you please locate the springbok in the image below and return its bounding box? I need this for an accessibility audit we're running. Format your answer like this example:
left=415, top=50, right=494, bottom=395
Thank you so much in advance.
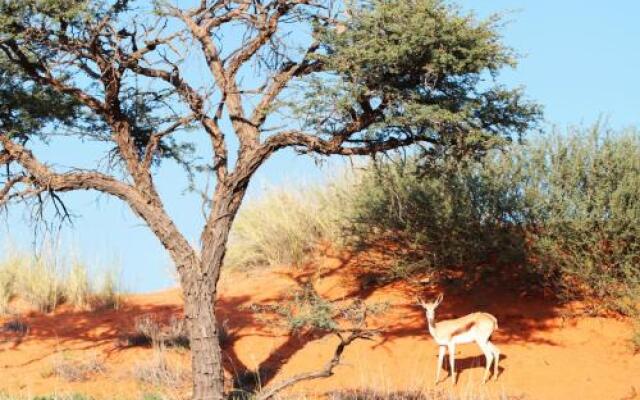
left=417, top=293, right=500, bottom=384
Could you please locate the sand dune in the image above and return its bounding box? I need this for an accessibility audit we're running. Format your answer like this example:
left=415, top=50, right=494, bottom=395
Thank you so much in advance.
left=1, top=250, right=638, bottom=399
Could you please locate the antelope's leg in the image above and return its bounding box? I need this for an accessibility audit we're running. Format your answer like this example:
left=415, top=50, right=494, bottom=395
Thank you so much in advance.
left=488, top=341, right=500, bottom=379
left=448, top=343, right=456, bottom=384
left=436, top=346, right=445, bottom=384
left=478, top=341, right=493, bottom=383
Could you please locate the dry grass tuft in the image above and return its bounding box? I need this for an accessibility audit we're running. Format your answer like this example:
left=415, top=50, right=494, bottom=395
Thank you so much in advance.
left=122, top=314, right=190, bottom=349
left=51, top=353, right=106, bottom=382
left=328, top=389, right=524, bottom=400
left=0, top=245, right=122, bottom=315
left=226, top=176, right=354, bottom=269
left=132, top=352, right=187, bottom=386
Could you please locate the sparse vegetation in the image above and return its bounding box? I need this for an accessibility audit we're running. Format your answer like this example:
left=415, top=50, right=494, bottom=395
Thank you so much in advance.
left=50, top=352, right=106, bottom=382
left=132, top=352, right=187, bottom=387
left=0, top=395, right=95, bottom=400
left=0, top=246, right=122, bottom=315
left=1, top=318, right=29, bottom=335
left=250, top=281, right=387, bottom=335
left=125, top=314, right=190, bottom=349
left=328, top=389, right=524, bottom=400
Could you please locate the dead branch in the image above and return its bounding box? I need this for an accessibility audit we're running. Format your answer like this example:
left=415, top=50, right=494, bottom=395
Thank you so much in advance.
left=255, top=329, right=375, bottom=400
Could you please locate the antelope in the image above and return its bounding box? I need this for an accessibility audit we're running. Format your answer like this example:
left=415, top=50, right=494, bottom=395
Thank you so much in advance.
left=417, top=293, right=500, bottom=384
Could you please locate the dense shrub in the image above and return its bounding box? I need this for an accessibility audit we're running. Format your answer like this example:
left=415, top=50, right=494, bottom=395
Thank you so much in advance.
left=347, top=155, right=527, bottom=269
left=347, top=125, right=640, bottom=309
left=227, top=125, right=639, bottom=313
left=521, top=129, right=640, bottom=305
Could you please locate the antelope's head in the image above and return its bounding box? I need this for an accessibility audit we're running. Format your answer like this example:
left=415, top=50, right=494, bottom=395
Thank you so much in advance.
left=416, top=293, right=443, bottom=321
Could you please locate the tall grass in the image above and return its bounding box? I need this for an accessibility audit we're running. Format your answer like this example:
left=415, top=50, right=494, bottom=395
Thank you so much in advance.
left=225, top=178, right=353, bottom=269
left=0, top=245, right=122, bottom=315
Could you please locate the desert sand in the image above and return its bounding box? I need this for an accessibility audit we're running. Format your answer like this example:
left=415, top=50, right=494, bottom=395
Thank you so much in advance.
left=1, top=249, right=638, bottom=400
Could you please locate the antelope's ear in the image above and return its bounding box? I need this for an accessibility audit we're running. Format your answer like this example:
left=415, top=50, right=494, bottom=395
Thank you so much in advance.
left=435, top=293, right=444, bottom=306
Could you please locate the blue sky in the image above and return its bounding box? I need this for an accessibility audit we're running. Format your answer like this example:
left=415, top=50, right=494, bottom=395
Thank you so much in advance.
left=2, top=1, right=639, bottom=292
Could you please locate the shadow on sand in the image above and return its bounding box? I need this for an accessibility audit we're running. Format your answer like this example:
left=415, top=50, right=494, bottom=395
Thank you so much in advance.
left=0, top=241, right=564, bottom=393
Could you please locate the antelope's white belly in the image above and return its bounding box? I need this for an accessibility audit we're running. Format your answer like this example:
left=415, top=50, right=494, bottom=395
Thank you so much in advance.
left=435, top=330, right=477, bottom=346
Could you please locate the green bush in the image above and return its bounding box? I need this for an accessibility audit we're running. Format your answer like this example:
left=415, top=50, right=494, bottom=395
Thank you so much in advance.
left=347, top=154, right=527, bottom=269
left=346, top=125, right=640, bottom=310
left=227, top=124, right=639, bottom=314
left=522, top=128, right=640, bottom=303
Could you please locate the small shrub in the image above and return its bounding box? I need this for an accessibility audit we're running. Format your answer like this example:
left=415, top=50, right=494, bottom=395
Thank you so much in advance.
left=1, top=319, right=29, bottom=335
left=163, top=316, right=190, bottom=348
left=252, top=282, right=387, bottom=335
left=132, top=353, right=186, bottom=386
left=278, top=284, right=338, bottom=332
left=132, top=314, right=162, bottom=346
left=51, top=353, right=106, bottom=382
left=127, top=314, right=190, bottom=349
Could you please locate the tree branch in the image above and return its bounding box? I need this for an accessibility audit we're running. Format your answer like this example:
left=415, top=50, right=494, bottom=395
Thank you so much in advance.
left=0, top=42, right=107, bottom=115
left=0, top=134, right=198, bottom=275
left=0, top=174, right=32, bottom=208
left=124, top=59, right=229, bottom=180
left=251, top=42, right=321, bottom=127
left=255, top=329, right=375, bottom=400
left=179, top=9, right=255, bottom=150
left=226, top=1, right=312, bottom=79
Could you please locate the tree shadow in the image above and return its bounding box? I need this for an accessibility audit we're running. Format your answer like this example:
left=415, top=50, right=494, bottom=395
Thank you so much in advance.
left=0, top=233, right=567, bottom=394
left=0, top=300, right=186, bottom=370
left=217, top=233, right=568, bottom=393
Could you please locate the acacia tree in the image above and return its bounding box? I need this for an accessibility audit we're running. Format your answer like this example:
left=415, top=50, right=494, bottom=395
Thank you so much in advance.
left=0, top=0, right=539, bottom=399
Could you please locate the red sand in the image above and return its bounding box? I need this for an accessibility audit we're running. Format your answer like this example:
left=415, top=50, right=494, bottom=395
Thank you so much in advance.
left=1, top=251, right=639, bottom=399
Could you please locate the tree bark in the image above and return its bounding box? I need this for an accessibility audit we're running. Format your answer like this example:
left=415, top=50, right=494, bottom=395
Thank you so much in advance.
left=183, top=182, right=247, bottom=400
left=184, top=279, right=225, bottom=400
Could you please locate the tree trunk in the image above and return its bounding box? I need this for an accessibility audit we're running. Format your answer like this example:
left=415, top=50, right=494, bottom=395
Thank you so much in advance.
left=184, top=183, right=247, bottom=400
left=185, top=281, right=225, bottom=400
